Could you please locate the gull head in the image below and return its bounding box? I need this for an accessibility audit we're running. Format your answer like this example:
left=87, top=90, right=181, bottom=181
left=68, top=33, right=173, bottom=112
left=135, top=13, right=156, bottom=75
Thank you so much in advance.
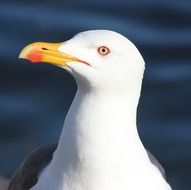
left=19, top=30, right=145, bottom=92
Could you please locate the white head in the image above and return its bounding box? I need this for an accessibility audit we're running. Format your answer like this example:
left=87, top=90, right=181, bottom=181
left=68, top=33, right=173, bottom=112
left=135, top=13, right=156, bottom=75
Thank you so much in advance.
left=19, top=30, right=145, bottom=93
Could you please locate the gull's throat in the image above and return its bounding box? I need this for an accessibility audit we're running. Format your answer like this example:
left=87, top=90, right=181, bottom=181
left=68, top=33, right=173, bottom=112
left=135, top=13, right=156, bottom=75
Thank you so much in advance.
left=34, top=87, right=154, bottom=190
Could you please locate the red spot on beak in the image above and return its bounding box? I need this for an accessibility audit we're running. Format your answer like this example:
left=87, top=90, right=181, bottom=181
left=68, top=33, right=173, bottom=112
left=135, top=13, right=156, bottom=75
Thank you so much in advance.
left=27, top=52, right=43, bottom=63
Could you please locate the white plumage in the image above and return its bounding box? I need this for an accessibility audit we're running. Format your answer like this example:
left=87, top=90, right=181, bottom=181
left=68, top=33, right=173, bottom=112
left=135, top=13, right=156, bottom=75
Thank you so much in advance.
left=13, top=30, right=172, bottom=190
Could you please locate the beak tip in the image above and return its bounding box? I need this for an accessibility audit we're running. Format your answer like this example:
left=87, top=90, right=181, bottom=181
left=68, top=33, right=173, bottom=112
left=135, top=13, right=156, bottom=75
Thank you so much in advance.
left=18, top=47, right=41, bottom=63
left=19, top=46, right=28, bottom=60
left=18, top=53, right=23, bottom=59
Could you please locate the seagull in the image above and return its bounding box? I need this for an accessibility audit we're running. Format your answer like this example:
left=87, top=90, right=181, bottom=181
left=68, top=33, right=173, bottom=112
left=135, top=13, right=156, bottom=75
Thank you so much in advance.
left=9, top=30, right=171, bottom=190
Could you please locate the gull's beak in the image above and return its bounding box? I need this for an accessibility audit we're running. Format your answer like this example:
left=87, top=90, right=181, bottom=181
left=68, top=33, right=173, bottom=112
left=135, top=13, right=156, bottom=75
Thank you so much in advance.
left=19, top=42, right=78, bottom=67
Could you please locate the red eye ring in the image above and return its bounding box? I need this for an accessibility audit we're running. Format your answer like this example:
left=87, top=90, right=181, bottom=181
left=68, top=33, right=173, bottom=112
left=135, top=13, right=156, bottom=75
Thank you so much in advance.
left=97, top=46, right=110, bottom=56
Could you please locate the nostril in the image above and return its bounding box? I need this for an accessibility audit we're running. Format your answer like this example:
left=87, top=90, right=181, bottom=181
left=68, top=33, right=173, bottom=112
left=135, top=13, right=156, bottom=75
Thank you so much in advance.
left=42, top=47, right=48, bottom=50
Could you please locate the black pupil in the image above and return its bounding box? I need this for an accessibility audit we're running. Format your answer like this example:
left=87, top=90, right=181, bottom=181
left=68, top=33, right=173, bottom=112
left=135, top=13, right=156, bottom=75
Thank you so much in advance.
left=102, top=48, right=106, bottom=53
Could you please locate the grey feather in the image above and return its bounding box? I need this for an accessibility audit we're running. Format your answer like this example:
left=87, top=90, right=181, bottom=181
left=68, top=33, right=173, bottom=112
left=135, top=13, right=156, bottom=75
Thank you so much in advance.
left=147, top=150, right=166, bottom=179
left=8, top=143, right=166, bottom=190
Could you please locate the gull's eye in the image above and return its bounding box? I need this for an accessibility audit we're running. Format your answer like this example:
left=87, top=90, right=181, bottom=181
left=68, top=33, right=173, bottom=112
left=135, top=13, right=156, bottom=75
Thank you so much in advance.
left=97, top=46, right=110, bottom=56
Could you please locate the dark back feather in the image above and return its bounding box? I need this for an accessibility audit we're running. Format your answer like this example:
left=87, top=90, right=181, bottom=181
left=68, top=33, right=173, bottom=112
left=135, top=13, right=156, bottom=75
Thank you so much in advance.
left=8, top=143, right=57, bottom=190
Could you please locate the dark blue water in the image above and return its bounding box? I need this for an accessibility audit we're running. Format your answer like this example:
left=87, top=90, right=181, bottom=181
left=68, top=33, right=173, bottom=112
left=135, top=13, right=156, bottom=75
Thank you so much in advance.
left=0, top=1, right=191, bottom=189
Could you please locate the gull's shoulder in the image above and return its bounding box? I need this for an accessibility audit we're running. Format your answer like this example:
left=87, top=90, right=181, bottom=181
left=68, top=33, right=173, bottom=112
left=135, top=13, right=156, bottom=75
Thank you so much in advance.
left=8, top=143, right=57, bottom=190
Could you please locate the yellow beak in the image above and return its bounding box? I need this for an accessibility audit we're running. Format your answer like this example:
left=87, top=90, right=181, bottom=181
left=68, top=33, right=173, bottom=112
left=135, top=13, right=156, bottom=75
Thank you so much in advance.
left=19, top=42, right=78, bottom=67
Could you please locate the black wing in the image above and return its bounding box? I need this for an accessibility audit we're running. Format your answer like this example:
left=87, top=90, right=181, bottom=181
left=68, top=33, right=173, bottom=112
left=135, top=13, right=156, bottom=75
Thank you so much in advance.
left=8, top=143, right=57, bottom=190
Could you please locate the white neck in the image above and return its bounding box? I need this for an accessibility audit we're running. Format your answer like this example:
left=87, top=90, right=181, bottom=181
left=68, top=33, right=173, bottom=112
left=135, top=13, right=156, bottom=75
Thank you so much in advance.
left=33, top=86, right=171, bottom=190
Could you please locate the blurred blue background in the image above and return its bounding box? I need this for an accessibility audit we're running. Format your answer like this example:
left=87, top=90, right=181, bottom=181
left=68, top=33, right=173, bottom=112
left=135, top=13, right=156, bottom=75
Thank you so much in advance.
left=0, top=0, right=191, bottom=189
